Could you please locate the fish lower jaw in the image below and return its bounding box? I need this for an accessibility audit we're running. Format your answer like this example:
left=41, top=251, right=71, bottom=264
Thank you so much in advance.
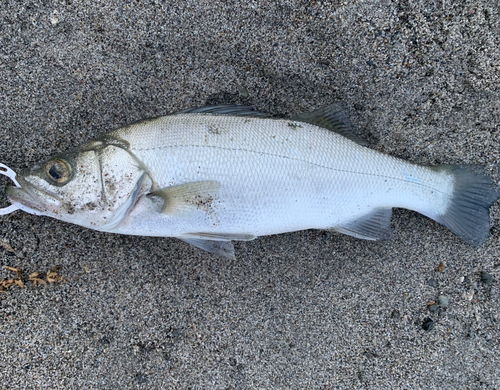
left=10, top=201, right=42, bottom=216
left=6, top=182, right=63, bottom=215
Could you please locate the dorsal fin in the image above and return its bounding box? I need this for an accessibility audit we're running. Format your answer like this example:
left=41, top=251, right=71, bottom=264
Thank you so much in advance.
left=292, top=104, right=367, bottom=145
left=172, top=105, right=272, bottom=118
left=173, top=104, right=367, bottom=145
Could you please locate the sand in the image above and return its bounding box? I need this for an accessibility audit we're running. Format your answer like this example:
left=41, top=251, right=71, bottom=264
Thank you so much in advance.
left=0, top=1, right=499, bottom=388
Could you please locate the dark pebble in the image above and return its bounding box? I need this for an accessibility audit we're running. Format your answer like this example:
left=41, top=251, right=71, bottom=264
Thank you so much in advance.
left=422, top=318, right=434, bottom=331
left=428, top=304, right=439, bottom=313
left=480, top=271, right=493, bottom=285
left=427, top=278, right=437, bottom=287
left=391, top=310, right=401, bottom=319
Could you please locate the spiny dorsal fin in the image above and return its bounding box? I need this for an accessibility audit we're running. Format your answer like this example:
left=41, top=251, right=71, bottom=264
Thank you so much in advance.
left=148, top=181, right=221, bottom=215
left=172, top=105, right=272, bottom=118
left=335, top=208, right=393, bottom=240
left=292, top=104, right=367, bottom=146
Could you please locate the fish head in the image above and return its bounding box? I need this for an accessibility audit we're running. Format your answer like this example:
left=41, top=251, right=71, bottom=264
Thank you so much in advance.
left=6, top=136, right=151, bottom=230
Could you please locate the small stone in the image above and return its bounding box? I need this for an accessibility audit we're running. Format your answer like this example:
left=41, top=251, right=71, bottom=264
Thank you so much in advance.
left=428, top=303, right=439, bottom=313
left=237, top=85, right=250, bottom=98
left=422, top=318, right=434, bottom=331
left=391, top=310, right=401, bottom=319
left=50, top=11, right=59, bottom=26
left=438, top=295, right=449, bottom=307
left=464, top=290, right=474, bottom=301
left=437, top=263, right=445, bottom=272
left=427, top=278, right=437, bottom=287
left=480, top=271, right=493, bottom=285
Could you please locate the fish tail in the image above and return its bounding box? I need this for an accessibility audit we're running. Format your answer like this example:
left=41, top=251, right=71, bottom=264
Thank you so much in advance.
left=433, top=165, right=499, bottom=245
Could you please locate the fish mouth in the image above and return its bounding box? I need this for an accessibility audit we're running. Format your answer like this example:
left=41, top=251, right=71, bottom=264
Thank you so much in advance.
left=6, top=176, right=62, bottom=216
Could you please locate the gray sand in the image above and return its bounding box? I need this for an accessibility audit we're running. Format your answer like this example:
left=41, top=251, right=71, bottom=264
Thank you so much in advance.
left=1, top=1, right=499, bottom=389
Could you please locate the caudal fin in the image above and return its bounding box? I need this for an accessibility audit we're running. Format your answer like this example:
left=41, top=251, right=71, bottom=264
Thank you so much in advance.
left=434, top=166, right=499, bottom=246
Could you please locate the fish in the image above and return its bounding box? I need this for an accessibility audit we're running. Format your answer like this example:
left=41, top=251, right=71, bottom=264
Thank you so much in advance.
left=4, top=104, right=499, bottom=258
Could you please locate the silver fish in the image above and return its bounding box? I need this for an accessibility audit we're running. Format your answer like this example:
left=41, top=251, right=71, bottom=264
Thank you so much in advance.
left=5, top=104, right=499, bottom=258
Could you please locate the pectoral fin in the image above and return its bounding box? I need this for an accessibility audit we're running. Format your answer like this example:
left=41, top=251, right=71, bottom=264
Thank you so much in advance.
left=148, top=181, right=221, bottom=215
left=335, top=208, right=393, bottom=240
left=179, top=237, right=236, bottom=259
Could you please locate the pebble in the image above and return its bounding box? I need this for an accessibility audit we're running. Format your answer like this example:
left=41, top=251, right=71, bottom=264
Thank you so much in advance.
left=438, top=295, right=449, bottom=307
left=480, top=271, right=493, bottom=285
left=427, top=278, right=437, bottom=287
left=422, top=318, right=434, bottom=331
left=237, top=85, right=250, bottom=98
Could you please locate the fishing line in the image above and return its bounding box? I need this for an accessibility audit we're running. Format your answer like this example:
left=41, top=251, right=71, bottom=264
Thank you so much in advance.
left=0, top=163, right=21, bottom=215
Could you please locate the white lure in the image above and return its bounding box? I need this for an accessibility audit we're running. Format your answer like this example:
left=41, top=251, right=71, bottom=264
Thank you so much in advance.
left=4, top=105, right=499, bottom=258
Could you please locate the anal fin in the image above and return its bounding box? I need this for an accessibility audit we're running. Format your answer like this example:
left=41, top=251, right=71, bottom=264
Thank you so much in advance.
left=335, top=208, right=393, bottom=240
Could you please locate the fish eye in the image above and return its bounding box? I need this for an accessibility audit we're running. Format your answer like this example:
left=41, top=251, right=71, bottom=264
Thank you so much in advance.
left=45, top=159, right=72, bottom=185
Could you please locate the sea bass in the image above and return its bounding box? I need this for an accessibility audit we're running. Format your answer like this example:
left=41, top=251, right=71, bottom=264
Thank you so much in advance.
left=4, top=105, right=499, bottom=258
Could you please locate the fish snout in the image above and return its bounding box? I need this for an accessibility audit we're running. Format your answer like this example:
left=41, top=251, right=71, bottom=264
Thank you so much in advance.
left=6, top=180, right=61, bottom=216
